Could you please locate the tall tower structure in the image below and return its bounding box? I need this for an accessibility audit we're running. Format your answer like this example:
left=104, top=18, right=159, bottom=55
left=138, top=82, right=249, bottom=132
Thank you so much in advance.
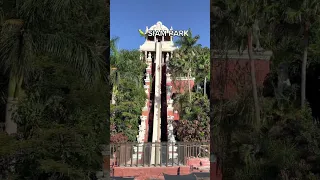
left=137, top=21, right=178, bottom=165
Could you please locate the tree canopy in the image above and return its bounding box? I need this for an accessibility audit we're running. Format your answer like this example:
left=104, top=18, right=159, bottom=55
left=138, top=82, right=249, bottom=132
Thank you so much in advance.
left=212, top=0, right=320, bottom=179
left=0, top=0, right=109, bottom=179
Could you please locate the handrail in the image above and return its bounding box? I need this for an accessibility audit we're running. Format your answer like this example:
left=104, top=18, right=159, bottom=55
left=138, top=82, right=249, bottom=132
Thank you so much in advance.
left=110, top=142, right=209, bottom=167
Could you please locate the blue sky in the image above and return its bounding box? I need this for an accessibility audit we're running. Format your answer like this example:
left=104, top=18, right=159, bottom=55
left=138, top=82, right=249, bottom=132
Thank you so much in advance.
left=110, top=0, right=210, bottom=50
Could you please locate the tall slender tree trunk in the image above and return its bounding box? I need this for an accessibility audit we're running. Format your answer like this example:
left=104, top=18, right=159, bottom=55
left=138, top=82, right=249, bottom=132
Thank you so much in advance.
left=111, top=71, right=119, bottom=105
left=210, top=49, right=220, bottom=179
left=247, top=29, right=261, bottom=125
left=204, top=76, right=207, bottom=96
left=301, top=23, right=309, bottom=108
left=188, top=68, right=191, bottom=102
left=111, top=85, right=116, bottom=105
left=5, top=73, right=22, bottom=134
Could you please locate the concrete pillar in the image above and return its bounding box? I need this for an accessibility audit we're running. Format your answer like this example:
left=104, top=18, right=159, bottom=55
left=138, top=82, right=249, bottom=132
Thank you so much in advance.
left=151, top=42, right=162, bottom=165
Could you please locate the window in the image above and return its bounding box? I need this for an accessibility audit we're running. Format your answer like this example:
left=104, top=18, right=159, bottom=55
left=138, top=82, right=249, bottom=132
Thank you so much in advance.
left=147, top=36, right=153, bottom=41
left=164, top=35, right=170, bottom=41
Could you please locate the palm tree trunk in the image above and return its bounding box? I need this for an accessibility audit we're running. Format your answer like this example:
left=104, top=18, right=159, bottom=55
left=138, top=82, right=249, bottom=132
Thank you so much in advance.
left=209, top=48, right=219, bottom=179
left=301, top=47, right=307, bottom=107
left=188, top=68, right=191, bottom=102
left=5, top=73, right=22, bottom=134
left=247, top=29, right=261, bottom=125
left=111, top=71, right=120, bottom=105
left=204, top=76, right=207, bottom=96
left=111, top=85, right=116, bottom=105
left=301, top=23, right=309, bottom=108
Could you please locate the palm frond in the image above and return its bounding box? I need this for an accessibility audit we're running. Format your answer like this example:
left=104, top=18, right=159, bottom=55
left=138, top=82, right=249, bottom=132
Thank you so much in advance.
left=18, top=0, right=83, bottom=25
left=110, top=36, right=120, bottom=66
left=33, top=32, right=104, bottom=83
left=0, top=20, right=32, bottom=77
left=0, top=7, right=4, bottom=25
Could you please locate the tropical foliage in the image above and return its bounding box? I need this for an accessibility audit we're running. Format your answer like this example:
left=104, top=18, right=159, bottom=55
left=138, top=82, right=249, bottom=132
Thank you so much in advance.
left=110, top=38, right=146, bottom=142
left=212, top=0, right=320, bottom=179
left=167, top=30, right=210, bottom=142
left=0, top=0, right=109, bottom=179
left=174, top=93, right=210, bottom=142
left=1, top=0, right=320, bottom=179
left=109, top=31, right=210, bottom=143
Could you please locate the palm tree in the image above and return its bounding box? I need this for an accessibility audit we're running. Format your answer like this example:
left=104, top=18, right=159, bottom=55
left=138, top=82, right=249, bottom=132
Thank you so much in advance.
left=110, top=37, right=120, bottom=67
left=0, top=1, right=106, bottom=134
left=284, top=0, right=320, bottom=108
left=110, top=37, right=120, bottom=105
left=194, top=46, right=210, bottom=96
left=236, top=0, right=267, bottom=125
left=175, top=29, right=200, bottom=51
left=213, top=0, right=265, bottom=124
left=175, top=29, right=200, bottom=102
left=110, top=40, right=145, bottom=105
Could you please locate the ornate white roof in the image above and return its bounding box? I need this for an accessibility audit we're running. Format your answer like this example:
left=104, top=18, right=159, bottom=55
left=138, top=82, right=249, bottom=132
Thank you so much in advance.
left=140, top=21, right=177, bottom=52
left=145, top=21, right=172, bottom=33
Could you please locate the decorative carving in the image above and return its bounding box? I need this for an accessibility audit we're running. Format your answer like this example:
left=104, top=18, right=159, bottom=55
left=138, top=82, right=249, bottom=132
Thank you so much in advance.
left=137, top=134, right=144, bottom=143
left=140, top=115, right=147, bottom=121
left=148, top=21, right=169, bottom=31
left=144, top=99, right=148, bottom=108
left=169, top=136, right=175, bottom=143
left=167, top=122, right=176, bottom=143
left=139, top=22, right=177, bottom=52
left=167, top=91, right=171, bottom=98
left=166, top=74, right=172, bottom=82
left=167, top=115, right=174, bottom=121
left=167, top=99, right=173, bottom=108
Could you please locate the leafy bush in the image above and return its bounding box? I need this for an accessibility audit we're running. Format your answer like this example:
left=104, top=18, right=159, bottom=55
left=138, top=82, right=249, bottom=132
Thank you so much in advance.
left=174, top=93, right=210, bottom=142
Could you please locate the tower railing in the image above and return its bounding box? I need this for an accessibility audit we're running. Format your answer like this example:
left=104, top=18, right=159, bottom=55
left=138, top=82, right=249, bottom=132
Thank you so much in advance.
left=110, top=142, right=209, bottom=167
